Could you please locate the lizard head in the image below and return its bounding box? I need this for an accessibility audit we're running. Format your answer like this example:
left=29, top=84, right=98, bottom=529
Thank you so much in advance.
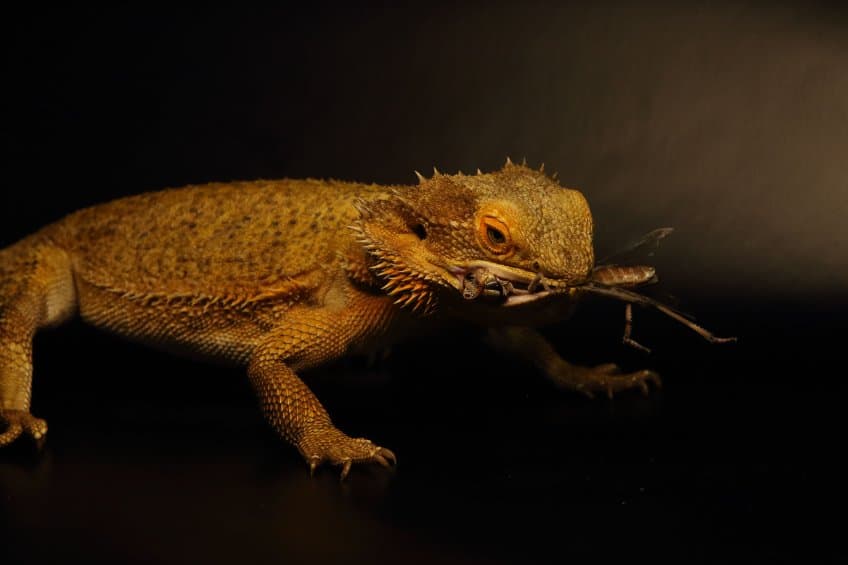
left=352, top=159, right=594, bottom=314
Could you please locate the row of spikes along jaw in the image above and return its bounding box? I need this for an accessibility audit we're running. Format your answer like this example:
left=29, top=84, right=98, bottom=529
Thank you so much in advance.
left=349, top=191, right=442, bottom=316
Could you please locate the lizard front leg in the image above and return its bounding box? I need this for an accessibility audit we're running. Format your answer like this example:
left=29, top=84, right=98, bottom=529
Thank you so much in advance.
left=485, top=326, right=661, bottom=399
left=247, top=304, right=397, bottom=479
left=1, top=244, right=75, bottom=448
left=248, top=354, right=395, bottom=478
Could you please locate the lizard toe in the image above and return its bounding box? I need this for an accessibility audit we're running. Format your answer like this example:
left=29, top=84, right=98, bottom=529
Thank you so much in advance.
left=596, top=368, right=662, bottom=398
left=299, top=427, right=396, bottom=480
left=0, top=410, right=47, bottom=448
left=557, top=365, right=661, bottom=399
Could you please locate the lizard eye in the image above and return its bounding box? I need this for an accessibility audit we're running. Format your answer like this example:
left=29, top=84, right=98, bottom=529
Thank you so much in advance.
left=487, top=226, right=506, bottom=245
left=478, top=216, right=513, bottom=255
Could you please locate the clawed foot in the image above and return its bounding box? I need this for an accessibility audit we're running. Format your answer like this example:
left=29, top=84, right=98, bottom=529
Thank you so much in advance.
left=299, top=426, right=396, bottom=480
left=550, top=362, right=662, bottom=400
left=0, top=409, right=48, bottom=448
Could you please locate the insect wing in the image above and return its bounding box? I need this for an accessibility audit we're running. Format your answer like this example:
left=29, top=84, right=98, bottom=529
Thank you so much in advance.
left=598, top=227, right=674, bottom=265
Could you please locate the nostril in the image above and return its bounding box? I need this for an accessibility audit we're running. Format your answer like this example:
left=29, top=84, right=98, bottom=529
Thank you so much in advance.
left=532, top=261, right=540, bottom=271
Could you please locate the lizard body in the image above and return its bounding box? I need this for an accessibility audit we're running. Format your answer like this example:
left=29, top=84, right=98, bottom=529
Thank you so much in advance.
left=0, top=161, right=659, bottom=476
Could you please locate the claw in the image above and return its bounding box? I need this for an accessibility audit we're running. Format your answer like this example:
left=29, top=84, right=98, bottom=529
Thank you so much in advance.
left=340, top=460, right=352, bottom=481
left=380, top=447, right=397, bottom=465
left=32, top=424, right=48, bottom=452
left=575, top=383, right=595, bottom=400
left=651, top=373, right=663, bottom=390
left=309, top=457, right=319, bottom=477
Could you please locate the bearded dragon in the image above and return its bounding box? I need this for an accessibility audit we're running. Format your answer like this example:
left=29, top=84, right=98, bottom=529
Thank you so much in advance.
left=1, top=160, right=669, bottom=478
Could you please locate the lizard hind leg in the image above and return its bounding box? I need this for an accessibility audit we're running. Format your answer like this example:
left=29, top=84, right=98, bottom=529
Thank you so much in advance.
left=0, top=241, right=77, bottom=448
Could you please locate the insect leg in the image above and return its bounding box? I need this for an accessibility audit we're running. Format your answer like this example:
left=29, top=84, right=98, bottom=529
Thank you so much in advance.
left=622, top=303, right=652, bottom=353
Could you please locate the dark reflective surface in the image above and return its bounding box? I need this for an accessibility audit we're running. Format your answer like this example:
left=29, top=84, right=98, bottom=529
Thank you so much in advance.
left=2, top=303, right=842, bottom=563
left=2, top=2, right=846, bottom=563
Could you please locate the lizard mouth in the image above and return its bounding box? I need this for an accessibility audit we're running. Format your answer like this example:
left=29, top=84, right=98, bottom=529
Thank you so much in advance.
left=448, top=261, right=576, bottom=307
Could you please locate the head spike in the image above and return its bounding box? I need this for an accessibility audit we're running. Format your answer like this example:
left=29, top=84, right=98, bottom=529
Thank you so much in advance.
left=551, top=171, right=559, bottom=180
left=505, top=156, right=513, bottom=167
left=414, top=170, right=426, bottom=184
left=477, top=168, right=483, bottom=175
left=521, top=157, right=527, bottom=166
left=539, top=162, right=545, bottom=173
left=432, top=166, right=441, bottom=176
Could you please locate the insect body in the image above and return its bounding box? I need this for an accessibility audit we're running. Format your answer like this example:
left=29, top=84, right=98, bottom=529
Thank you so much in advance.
left=591, top=264, right=657, bottom=288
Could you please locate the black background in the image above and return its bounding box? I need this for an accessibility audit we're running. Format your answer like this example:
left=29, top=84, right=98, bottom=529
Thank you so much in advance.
left=1, top=2, right=846, bottom=563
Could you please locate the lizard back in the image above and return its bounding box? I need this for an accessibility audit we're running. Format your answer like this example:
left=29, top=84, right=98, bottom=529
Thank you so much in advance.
left=53, top=179, right=386, bottom=300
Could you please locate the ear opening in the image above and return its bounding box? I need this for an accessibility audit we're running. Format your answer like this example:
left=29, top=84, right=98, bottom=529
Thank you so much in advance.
left=410, top=222, right=427, bottom=240
left=352, top=195, right=440, bottom=315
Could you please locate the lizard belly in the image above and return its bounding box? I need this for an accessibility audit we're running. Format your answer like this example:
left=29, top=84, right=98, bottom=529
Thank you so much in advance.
left=74, top=276, right=280, bottom=366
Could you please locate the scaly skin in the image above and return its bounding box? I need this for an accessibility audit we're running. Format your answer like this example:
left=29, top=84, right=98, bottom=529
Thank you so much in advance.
left=0, top=160, right=658, bottom=477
